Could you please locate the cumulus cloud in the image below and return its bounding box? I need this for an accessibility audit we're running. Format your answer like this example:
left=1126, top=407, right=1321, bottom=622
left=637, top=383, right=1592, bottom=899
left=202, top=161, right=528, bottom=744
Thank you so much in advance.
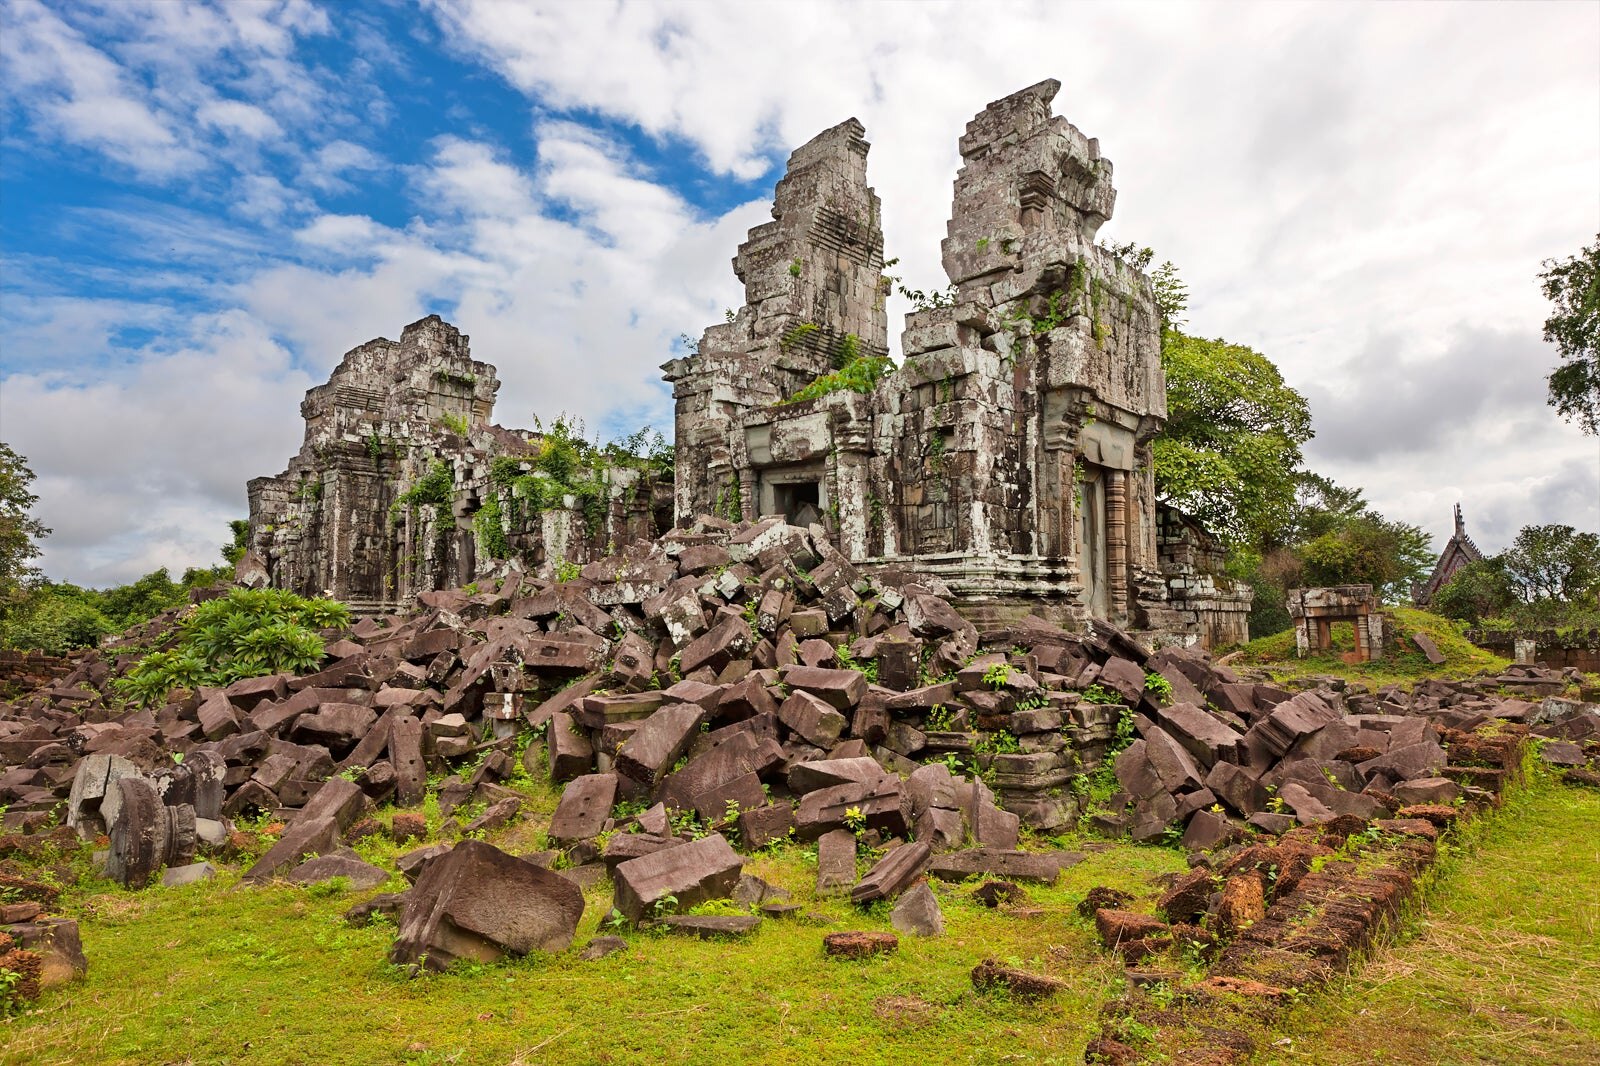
left=0, top=310, right=314, bottom=585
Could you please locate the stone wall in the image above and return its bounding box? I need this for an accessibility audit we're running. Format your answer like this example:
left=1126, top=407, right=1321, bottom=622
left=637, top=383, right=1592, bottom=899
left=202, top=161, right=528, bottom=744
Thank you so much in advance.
left=1157, top=505, right=1252, bottom=648
left=249, top=316, right=671, bottom=614
left=0, top=650, right=74, bottom=700
left=665, top=80, right=1250, bottom=647
left=1467, top=628, right=1600, bottom=672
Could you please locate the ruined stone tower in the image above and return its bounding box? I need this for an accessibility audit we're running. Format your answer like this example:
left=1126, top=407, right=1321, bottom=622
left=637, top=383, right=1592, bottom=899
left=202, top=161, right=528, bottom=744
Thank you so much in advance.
left=249, top=316, right=668, bottom=613
left=666, top=80, right=1249, bottom=645
left=665, top=118, right=889, bottom=530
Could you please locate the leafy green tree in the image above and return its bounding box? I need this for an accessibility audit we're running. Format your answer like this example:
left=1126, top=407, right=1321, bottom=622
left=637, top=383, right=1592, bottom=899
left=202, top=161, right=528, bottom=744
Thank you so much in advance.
left=1288, top=475, right=1434, bottom=602
left=1540, top=233, right=1600, bottom=434
left=1150, top=260, right=1189, bottom=330
left=99, top=568, right=186, bottom=628
left=0, top=582, right=112, bottom=655
left=1498, top=524, right=1600, bottom=606
left=1432, top=559, right=1517, bottom=625
left=1154, top=331, right=1314, bottom=548
left=222, top=519, right=250, bottom=566
left=0, top=442, right=49, bottom=622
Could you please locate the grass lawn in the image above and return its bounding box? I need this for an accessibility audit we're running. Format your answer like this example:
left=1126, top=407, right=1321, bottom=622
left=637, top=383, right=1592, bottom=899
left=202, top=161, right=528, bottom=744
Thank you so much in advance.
left=1253, top=770, right=1600, bottom=1066
left=1, top=771, right=1189, bottom=1066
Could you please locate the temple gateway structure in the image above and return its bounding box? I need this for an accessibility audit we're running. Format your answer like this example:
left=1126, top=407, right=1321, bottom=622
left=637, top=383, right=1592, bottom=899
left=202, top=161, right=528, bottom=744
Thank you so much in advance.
left=249, top=80, right=1250, bottom=647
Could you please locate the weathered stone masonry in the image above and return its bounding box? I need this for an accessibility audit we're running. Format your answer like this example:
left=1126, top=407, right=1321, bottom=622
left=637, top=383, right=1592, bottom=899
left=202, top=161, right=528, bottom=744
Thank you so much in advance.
left=665, top=81, right=1249, bottom=646
left=251, top=80, right=1246, bottom=647
left=248, top=316, right=670, bottom=614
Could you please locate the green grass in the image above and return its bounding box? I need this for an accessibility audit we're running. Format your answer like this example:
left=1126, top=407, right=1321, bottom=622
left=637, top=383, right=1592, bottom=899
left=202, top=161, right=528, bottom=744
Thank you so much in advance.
left=1230, top=607, right=1511, bottom=687
left=1252, top=769, right=1600, bottom=1065
left=1, top=771, right=1189, bottom=1066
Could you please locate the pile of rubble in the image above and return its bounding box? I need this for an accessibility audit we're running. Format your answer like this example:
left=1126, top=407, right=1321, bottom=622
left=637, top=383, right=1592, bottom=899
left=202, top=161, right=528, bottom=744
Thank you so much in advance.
left=0, top=516, right=1136, bottom=973
left=2, top=515, right=1596, bottom=988
left=1100, top=651, right=1599, bottom=850
left=1079, top=675, right=1598, bottom=1065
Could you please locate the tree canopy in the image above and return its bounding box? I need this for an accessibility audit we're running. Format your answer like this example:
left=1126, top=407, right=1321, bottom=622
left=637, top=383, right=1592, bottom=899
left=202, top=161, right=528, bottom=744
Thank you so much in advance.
left=1292, top=476, right=1434, bottom=602
left=1433, top=523, right=1599, bottom=628
left=1498, top=523, right=1600, bottom=607
left=1540, top=233, right=1600, bottom=434
left=1153, top=330, right=1314, bottom=548
left=0, top=442, right=49, bottom=622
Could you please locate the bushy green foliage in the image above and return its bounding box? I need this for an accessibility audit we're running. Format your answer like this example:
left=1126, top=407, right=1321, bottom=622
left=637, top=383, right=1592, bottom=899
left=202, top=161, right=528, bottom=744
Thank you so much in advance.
left=1, top=557, right=235, bottom=655
left=398, top=460, right=453, bottom=511
left=1539, top=232, right=1600, bottom=435
left=1155, top=330, right=1313, bottom=548
left=535, top=416, right=585, bottom=483
left=786, top=336, right=891, bottom=404
left=396, top=459, right=455, bottom=529
left=221, top=519, right=250, bottom=566
left=473, top=495, right=509, bottom=560
left=1432, top=559, right=1518, bottom=625
left=1434, top=523, right=1600, bottom=628
left=0, top=585, right=112, bottom=654
left=488, top=455, right=525, bottom=487
left=113, top=587, right=348, bottom=706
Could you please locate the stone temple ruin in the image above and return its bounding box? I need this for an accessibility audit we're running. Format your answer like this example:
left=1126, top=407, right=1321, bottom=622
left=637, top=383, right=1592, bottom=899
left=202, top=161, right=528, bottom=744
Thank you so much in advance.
left=247, top=317, right=671, bottom=615
left=249, top=80, right=1249, bottom=647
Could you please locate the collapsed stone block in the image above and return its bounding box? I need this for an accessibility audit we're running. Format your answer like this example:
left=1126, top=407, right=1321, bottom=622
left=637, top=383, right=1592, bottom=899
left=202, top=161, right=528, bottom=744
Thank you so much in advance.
left=390, top=840, right=584, bottom=970
left=611, top=832, right=742, bottom=924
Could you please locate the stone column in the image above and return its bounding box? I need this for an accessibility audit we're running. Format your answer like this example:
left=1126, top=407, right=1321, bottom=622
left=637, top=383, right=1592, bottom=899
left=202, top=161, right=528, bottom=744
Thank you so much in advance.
left=1106, top=468, right=1128, bottom=619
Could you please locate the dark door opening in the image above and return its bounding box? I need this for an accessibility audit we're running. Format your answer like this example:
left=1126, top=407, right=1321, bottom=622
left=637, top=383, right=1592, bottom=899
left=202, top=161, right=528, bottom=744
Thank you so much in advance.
left=774, top=481, right=821, bottom=527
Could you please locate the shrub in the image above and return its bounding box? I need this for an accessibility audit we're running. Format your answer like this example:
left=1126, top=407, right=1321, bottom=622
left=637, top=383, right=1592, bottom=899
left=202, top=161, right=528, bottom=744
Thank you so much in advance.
left=113, top=587, right=349, bottom=706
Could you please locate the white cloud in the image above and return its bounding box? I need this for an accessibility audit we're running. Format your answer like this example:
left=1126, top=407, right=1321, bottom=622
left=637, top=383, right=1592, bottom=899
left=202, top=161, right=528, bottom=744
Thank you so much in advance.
left=426, top=0, right=1600, bottom=553
left=0, top=309, right=315, bottom=586
left=0, top=0, right=197, bottom=176
left=197, top=98, right=284, bottom=140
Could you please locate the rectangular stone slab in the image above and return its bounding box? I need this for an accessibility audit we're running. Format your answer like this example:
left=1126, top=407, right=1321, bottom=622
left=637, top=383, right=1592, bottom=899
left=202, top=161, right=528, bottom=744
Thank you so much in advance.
left=815, top=829, right=857, bottom=896
left=1155, top=702, right=1245, bottom=767
left=788, top=756, right=887, bottom=796
left=390, top=715, right=426, bottom=806
left=547, top=711, right=594, bottom=783
left=678, top=616, right=754, bottom=675
left=612, top=832, right=742, bottom=924
left=927, top=848, right=1062, bottom=884
left=778, top=690, right=848, bottom=748
left=548, top=773, right=619, bottom=843
left=391, top=839, right=585, bottom=970
left=795, top=777, right=908, bottom=840
left=615, top=703, right=706, bottom=787
left=779, top=666, right=867, bottom=710
left=851, top=840, right=931, bottom=904
left=574, top=692, right=671, bottom=730
left=658, top=731, right=783, bottom=812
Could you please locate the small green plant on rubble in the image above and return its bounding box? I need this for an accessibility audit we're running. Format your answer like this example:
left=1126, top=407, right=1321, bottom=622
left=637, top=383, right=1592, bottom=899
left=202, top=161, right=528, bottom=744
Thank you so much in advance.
left=982, top=662, right=1012, bottom=689
left=1143, top=672, right=1173, bottom=702
left=1082, top=682, right=1122, bottom=705
left=843, top=805, right=867, bottom=836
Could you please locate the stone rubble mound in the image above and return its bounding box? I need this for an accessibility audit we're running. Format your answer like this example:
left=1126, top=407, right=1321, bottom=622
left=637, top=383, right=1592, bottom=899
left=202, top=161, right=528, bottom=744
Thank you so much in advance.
left=2, top=514, right=1596, bottom=979
left=1097, top=645, right=1599, bottom=850
left=1, top=516, right=1132, bottom=879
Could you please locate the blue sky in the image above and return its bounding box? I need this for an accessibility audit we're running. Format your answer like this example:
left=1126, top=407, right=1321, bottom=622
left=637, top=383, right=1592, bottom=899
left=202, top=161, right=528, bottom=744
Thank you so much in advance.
left=2, top=0, right=1597, bottom=586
